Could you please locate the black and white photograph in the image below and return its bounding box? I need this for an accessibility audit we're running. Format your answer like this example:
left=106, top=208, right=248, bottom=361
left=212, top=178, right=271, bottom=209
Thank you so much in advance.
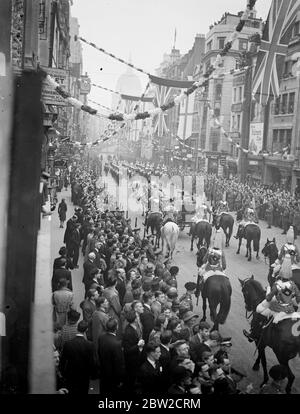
left=2, top=0, right=300, bottom=403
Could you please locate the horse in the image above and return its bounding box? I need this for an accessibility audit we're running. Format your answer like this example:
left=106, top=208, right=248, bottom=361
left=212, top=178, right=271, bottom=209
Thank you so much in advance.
left=262, top=238, right=300, bottom=290
left=239, top=276, right=300, bottom=393
left=190, top=221, right=212, bottom=251
left=261, top=238, right=279, bottom=287
left=161, top=221, right=179, bottom=259
left=236, top=223, right=261, bottom=261
left=143, top=211, right=163, bottom=249
left=213, top=213, right=234, bottom=247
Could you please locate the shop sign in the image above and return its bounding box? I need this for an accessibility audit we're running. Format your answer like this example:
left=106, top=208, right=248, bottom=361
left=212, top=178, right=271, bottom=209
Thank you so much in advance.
left=249, top=123, right=263, bottom=155
left=249, top=160, right=258, bottom=166
left=41, top=67, right=68, bottom=106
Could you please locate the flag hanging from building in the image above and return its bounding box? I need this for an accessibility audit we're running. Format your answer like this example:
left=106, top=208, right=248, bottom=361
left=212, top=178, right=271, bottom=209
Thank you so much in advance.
left=177, top=91, right=196, bottom=141
left=252, top=0, right=300, bottom=105
left=152, top=84, right=175, bottom=137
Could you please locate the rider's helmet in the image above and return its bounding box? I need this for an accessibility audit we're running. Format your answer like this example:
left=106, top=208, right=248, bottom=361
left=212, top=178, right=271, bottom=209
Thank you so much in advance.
left=208, top=248, right=222, bottom=265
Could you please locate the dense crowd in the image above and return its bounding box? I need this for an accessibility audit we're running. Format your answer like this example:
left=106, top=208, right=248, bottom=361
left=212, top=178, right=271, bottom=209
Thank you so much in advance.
left=50, top=162, right=291, bottom=395
left=108, top=158, right=300, bottom=237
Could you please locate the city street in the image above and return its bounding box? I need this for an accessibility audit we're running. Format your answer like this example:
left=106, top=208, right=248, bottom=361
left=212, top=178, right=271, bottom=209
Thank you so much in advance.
left=51, top=172, right=300, bottom=393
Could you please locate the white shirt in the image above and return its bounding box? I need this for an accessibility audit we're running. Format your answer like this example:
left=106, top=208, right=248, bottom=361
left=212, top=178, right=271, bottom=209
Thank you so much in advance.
left=147, top=358, right=156, bottom=370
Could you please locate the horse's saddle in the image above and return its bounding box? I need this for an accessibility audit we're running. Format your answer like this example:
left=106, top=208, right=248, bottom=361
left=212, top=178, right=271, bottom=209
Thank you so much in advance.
left=202, top=270, right=227, bottom=283
left=243, top=221, right=260, bottom=229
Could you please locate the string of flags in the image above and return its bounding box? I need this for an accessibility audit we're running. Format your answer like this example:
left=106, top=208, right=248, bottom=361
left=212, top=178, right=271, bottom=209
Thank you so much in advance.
left=41, top=0, right=257, bottom=125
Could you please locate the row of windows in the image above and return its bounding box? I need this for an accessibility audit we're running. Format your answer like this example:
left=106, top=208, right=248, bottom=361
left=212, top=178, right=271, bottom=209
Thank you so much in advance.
left=233, top=86, right=243, bottom=103
left=274, top=93, right=295, bottom=115
left=206, top=37, right=248, bottom=52
left=272, top=129, right=292, bottom=153
left=231, top=113, right=242, bottom=132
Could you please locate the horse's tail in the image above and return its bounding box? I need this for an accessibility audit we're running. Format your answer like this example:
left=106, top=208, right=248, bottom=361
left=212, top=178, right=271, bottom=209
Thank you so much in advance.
left=216, top=282, right=231, bottom=325
left=253, top=234, right=260, bottom=252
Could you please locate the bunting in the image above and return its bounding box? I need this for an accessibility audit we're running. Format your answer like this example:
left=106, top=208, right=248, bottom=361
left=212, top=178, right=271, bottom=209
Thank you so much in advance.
left=41, top=0, right=257, bottom=128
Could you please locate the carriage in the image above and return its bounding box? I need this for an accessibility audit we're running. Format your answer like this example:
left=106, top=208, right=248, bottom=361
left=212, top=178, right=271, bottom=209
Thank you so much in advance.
left=176, top=191, right=196, bottom=231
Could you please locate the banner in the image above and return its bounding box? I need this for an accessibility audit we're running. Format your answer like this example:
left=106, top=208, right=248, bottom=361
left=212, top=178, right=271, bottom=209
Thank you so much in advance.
left=249, top=123, right=263, bottom=155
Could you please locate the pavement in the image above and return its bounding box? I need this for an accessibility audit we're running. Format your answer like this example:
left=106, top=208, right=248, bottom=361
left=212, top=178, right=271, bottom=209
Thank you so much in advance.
left=51, top=176, right=300, bottom=394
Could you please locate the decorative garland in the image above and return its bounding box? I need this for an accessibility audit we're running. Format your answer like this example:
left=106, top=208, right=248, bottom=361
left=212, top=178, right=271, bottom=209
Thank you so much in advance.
left=40, top=0, right=257, bottom=123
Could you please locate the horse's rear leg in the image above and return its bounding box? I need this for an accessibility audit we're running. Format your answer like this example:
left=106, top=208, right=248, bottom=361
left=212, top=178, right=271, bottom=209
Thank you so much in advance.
left=191, top=236, right=194, bottom=252
left=258, top=346, right=268, bottom=387
left=248, top=241, right=252, bottom=261
left=252, top=355, right=260, bottom=371
left=236, top=238, right=242, bottom=254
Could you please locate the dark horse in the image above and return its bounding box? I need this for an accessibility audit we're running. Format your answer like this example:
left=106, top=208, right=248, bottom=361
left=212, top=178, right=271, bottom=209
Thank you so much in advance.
left=196, top=246, right=232, bottom=331
left=262, top=238, right=300, bottom=290
left=236, top=223, right=261, bottom=261
left=190, top=221, right=212, bottom=251
left=213, top=213, right=234, bottom=247
left=143, top=211, right=163, bottom=249
left=239, top=276, right=300, bottom=393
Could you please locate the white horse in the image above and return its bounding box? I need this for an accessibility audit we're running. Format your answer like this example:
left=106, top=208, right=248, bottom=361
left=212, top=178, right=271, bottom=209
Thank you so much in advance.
left=161, top=221, right=179, bottom=259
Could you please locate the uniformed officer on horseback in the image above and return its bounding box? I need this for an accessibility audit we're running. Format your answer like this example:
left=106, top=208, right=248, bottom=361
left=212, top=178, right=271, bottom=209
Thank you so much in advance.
left=197, top=229, right=226, bottom=288
left=243, top=254, right=300, bottom=342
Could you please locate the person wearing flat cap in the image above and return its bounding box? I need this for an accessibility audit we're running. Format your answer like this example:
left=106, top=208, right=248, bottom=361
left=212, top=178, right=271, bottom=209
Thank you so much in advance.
left=181, top=311, right=199, bottom=341
left=179, top=282, right=197, bottom=316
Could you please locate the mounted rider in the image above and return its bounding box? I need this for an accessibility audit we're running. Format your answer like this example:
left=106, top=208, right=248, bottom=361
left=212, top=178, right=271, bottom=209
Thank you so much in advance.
left=197, top=229, right=227, bottom=287
left=189, top=202, right=211, bottom=236
left=234, top=201, right=259, bottom=240
left=162, top=198, right=178, bottom=226
left=216, top=200, right=229, bottom=216
left=243, top=254, right=300, bottom=342
left=271, top=226, right=300, bottom=279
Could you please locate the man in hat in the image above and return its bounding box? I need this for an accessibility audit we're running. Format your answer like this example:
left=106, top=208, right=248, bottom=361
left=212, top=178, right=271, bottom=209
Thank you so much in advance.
left=278, top=226, right=300, bottom=265
left=179, top=282, right=197, bottom=315
left=181, top=311, right=199, bottom=341
left=198, top=229, right=226, bottom=285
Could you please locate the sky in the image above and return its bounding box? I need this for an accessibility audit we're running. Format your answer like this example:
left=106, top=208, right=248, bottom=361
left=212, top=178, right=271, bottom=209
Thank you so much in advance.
left=71, top=0, right=272, bottom=110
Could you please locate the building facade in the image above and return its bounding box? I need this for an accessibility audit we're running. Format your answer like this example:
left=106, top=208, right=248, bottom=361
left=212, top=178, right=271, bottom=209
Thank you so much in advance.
left=200, top=10, right=263, bottom=175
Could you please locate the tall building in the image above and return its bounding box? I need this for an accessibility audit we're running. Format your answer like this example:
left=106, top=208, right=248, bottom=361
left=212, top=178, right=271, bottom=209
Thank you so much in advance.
left=200, top=10, right=263, bottom=175
left=263, top=15, right=300, bottom=191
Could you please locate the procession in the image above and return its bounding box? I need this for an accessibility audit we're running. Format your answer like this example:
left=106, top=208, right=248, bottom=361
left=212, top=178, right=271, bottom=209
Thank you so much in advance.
left=2, top=0, right=300, bottom=403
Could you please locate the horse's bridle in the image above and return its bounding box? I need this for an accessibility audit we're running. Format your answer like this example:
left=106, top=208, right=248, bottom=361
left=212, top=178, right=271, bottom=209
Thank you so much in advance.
left=240, top=277, right=254, bottom=320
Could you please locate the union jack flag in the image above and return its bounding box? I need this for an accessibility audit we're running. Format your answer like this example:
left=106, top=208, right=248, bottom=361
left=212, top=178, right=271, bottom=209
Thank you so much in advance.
left=152, top=84, right=175, bottom=137
left=252, top=0, right=300, bottom=105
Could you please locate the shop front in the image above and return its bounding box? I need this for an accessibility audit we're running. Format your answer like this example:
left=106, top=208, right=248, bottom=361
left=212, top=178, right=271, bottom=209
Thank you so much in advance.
left=246, top=155, right=264, bottom=185
left=264, top=156, right=294, bottom=190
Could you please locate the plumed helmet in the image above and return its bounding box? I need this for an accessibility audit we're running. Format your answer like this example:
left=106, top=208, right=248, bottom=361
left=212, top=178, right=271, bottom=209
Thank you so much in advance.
left=279, top=254, right=293, bottom=280
left=286, top=226, right=294, bottom=244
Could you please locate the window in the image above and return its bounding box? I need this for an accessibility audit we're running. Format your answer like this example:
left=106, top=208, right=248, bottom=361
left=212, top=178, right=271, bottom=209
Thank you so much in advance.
left=281, top=94, right=288, bottom=114
left=215, top=84, right=222, bottom=101
left=207, top=40, right=213, bottom=51
left=214, top=107, right=220, bottom=117
left=218, top=37, right=226, bottom=50
left=288, top=92, right=295, bottom=113
left=231, top=114, right=235, bottom=130
left=237, top=114, right=241, bottom=131
left=205, top=59, right=211, bottom=73
left=279, top=129, right=285, bottom=143
left=286, top=129, right=292, bottom=147
left=233, top=88, right=237, bottom=103
left=238, top=86, right=243, bottom=102
left=212, top=142, right=218, bottom=151
left=239, top=39, right=248, bottom=51
left=274, top=97, right=280, bottom=115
